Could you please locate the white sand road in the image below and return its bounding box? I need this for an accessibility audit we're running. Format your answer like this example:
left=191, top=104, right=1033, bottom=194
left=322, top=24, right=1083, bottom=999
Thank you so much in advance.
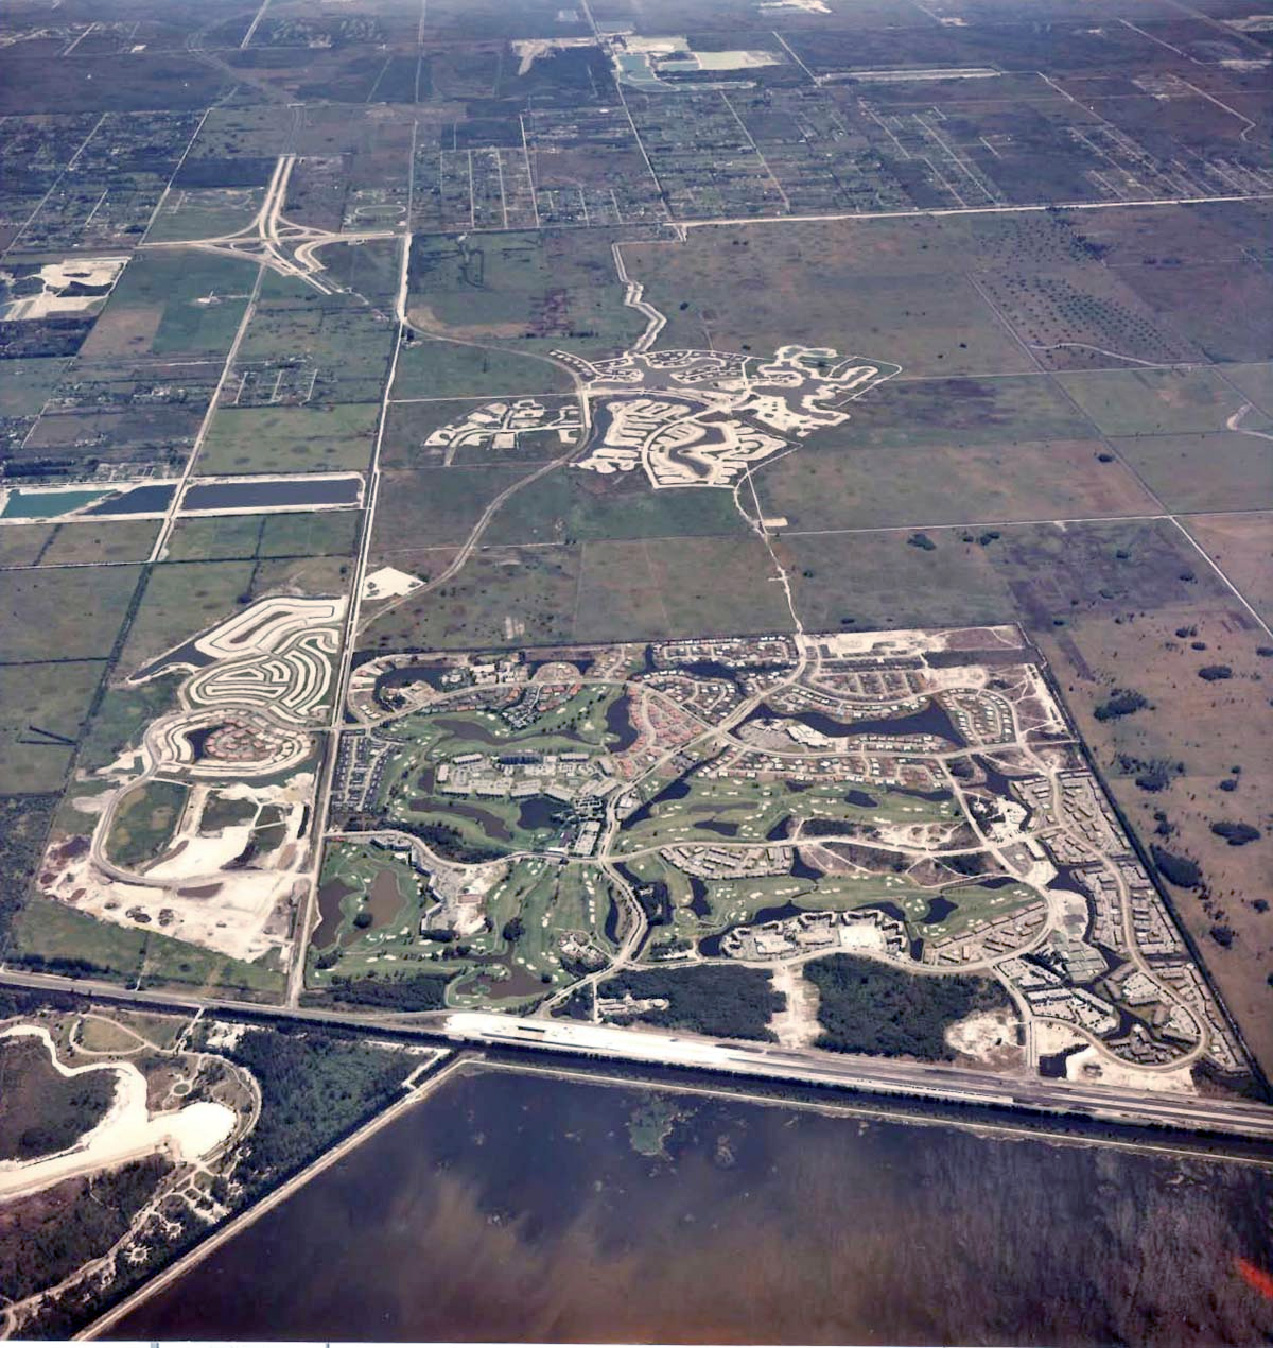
left=0, top=1026, right=235, bottom=1203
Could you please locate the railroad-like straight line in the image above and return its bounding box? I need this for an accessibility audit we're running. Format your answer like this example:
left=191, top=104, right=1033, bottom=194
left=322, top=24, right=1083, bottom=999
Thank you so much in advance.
left=146, top=262, right=266, bottom=563
left=139, top=106, right=213, bottom=245
left=1170, top=515, right=1273, bottom=642
left=126, top=187, right=1266, bottom=246
left=776, top=508, right=1273, bottom=537
left=239, top=0, right=274, bottom=50
left=676, top=189, right=1273, bottom=231
left=6, top=507, right=1266, bottom=576
left=282, top=230, right=413, bottom=1007
left=1, top=966, right=1271, bottom=1147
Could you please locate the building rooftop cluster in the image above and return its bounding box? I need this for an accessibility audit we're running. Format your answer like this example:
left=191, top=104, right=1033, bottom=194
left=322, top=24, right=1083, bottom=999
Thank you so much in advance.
left=768, top=681, right=925, bottom=723
left=640, top=671, right=739, bottom=722
left=722, top=907, right=907, bottom=962
left=436, top=750, right=600, bottom=803
left=422, top=398, right=581, bottom=458
left=501, top=680, right=580, bottom=730
left=921, top=898, right=1048, bottom=966
left=330, top=728, right=400, bottom=815
left=1042, top=930, right=1108, bottom=984
left=663, top=844, right=793, bottom=880
left=711, top=743, right=941, bottom=791
left=1153, top=961, right=1244, bottom=1074
left=998, top=957, right=1120, bottom=1036
left=941, top=689, right=1013, bottom=746
left=654, top=635, right=798, bottom=670
left=1124, top=865, right=1183, bottom=957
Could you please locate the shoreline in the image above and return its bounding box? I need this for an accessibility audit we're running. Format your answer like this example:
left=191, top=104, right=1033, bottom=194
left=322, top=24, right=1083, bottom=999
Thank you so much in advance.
left=78, top=1048, right=461, bottom=1342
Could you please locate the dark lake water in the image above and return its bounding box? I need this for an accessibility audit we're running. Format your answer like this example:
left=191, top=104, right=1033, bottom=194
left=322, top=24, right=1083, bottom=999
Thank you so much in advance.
left=181, top=477, right=362, bottom=512
left=86, top=482, right=175, bottom=515
left=113, top=1068, right=1273, bottom=1345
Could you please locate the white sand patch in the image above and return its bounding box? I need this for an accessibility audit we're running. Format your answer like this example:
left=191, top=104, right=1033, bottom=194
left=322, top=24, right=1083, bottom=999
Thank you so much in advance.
left=0, top=257, right=127, bottom=322
left=511, top=35, right=595, bottom=73
left=945, top=1007, right=1019, bottom=1062
left=363, top=566, right=424, bottom=601
left=0, top=1026, right=236, bottom=1202
left=143, top=826, right=254, bottom=880
left=694, top=49, right=781, bottom=69
left=625, top=34, right=686, bottom=53
left=1032, top=1020, right=1086, bottom=1058
left=768, top=962, right=822, bottom=1048
left=203, top=1020, right=248, bottom=1051
left=1065, top=1045, right=1197, bottom=1094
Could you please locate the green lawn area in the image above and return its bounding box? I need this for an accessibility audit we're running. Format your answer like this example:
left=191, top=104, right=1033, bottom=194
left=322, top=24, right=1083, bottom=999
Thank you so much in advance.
left=0, top=659, right=107, bottom=793
left=310, top=842, right=616, bottom=1010
left=10, top=896, right=284, bottom=998
left=616, top=775, right=957, bottom=853
left=195, top=403, right=378, bottom=475
left=104, top=778, right=189, bottom=870
left=165, top=510, right=362, bottom=561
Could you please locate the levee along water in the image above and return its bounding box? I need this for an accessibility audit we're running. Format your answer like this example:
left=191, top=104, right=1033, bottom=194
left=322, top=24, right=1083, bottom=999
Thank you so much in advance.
left=112, top=1065, right=1273, bottom=1345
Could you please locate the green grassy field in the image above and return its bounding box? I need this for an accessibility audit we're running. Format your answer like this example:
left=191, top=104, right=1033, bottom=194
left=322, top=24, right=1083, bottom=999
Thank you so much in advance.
left=616, top=775, right=958, bottom=854
left=0, top=566, right=142, bottom=662
left=0, top=660, right=107, bottom=793
left=79, top=252, right=256, bottom=362
left=481, top=467, right=750, bottom=546
left=573, top=536, right=796, bottom=644
left=145, top=187, right=265, bottom=243
left=74, top=674, right=183, bottom=777
left=1057, top=366, right=1260, bottom=437
left=816, top=373, right=1095, bottom=451
left=195, top=403, right=378, bottom=475
left=782, top=518, right=1230, bottom=635
left=754, top=437, right=1156, bottom=534
left=103, top=778, right=189, bottom=870
left=407, top=229, right=644, bottom=358
left=310, top=842, right=616, bottom=1009
left=237, top=301, right=394, bottom=376
left=361, top=544, right=580, bottom=651
left=391, top=336, right=573, bottom=400
left=1108, top=432, right=1273, bottom=513
left=117, top=560, right=256, bottom=672
left=370, top=465, right=531, bottom=551
left=36, top=520, right=162, bottom=568
left=10, top=895, right=285, bottom=998
left=0, top=358, right=67, bottom=417
left=165, top=510, right=362, bottom=561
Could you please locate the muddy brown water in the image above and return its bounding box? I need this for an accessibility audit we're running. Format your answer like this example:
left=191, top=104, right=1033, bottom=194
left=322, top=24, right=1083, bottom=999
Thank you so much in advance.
left=112, top=1069, right=1273, bottom=1345
left=366, top=868, right=409, bottom=932
left=313, top=878, right=354, bottom=950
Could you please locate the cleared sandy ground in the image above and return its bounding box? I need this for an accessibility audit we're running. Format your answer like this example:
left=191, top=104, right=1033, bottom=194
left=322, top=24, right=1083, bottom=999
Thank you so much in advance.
left=0, top=1026, right=236, bottom=1202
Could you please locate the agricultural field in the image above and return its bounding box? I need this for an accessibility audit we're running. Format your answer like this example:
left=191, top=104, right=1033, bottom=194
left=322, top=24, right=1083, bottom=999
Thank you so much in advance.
left=194, top=404, right=379, bottom=476
left=1, top=0, right=1272, bottom=1332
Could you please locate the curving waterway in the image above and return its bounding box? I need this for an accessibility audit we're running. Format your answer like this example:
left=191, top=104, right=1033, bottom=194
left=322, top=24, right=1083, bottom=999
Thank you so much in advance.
left=114, top=1068, right=1273, bottom=1344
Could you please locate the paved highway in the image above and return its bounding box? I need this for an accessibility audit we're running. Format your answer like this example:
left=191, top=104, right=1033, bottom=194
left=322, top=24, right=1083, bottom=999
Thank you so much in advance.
left=4, top=967, right=1273, bottom=1144
left=442, top=1012, right=1273, bottom=1142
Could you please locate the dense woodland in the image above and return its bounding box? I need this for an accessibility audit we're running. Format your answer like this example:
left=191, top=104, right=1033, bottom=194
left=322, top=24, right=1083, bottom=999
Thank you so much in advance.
left=805, top=954, right=1012, bottom=1060
left=603, top=965, right=784, bottom=1040
left=216, top=1028, right=414, bottom=1195
left=0, top=1159, right=168, bottom=1305
left=0, top=1037, right=115, bottom=1163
